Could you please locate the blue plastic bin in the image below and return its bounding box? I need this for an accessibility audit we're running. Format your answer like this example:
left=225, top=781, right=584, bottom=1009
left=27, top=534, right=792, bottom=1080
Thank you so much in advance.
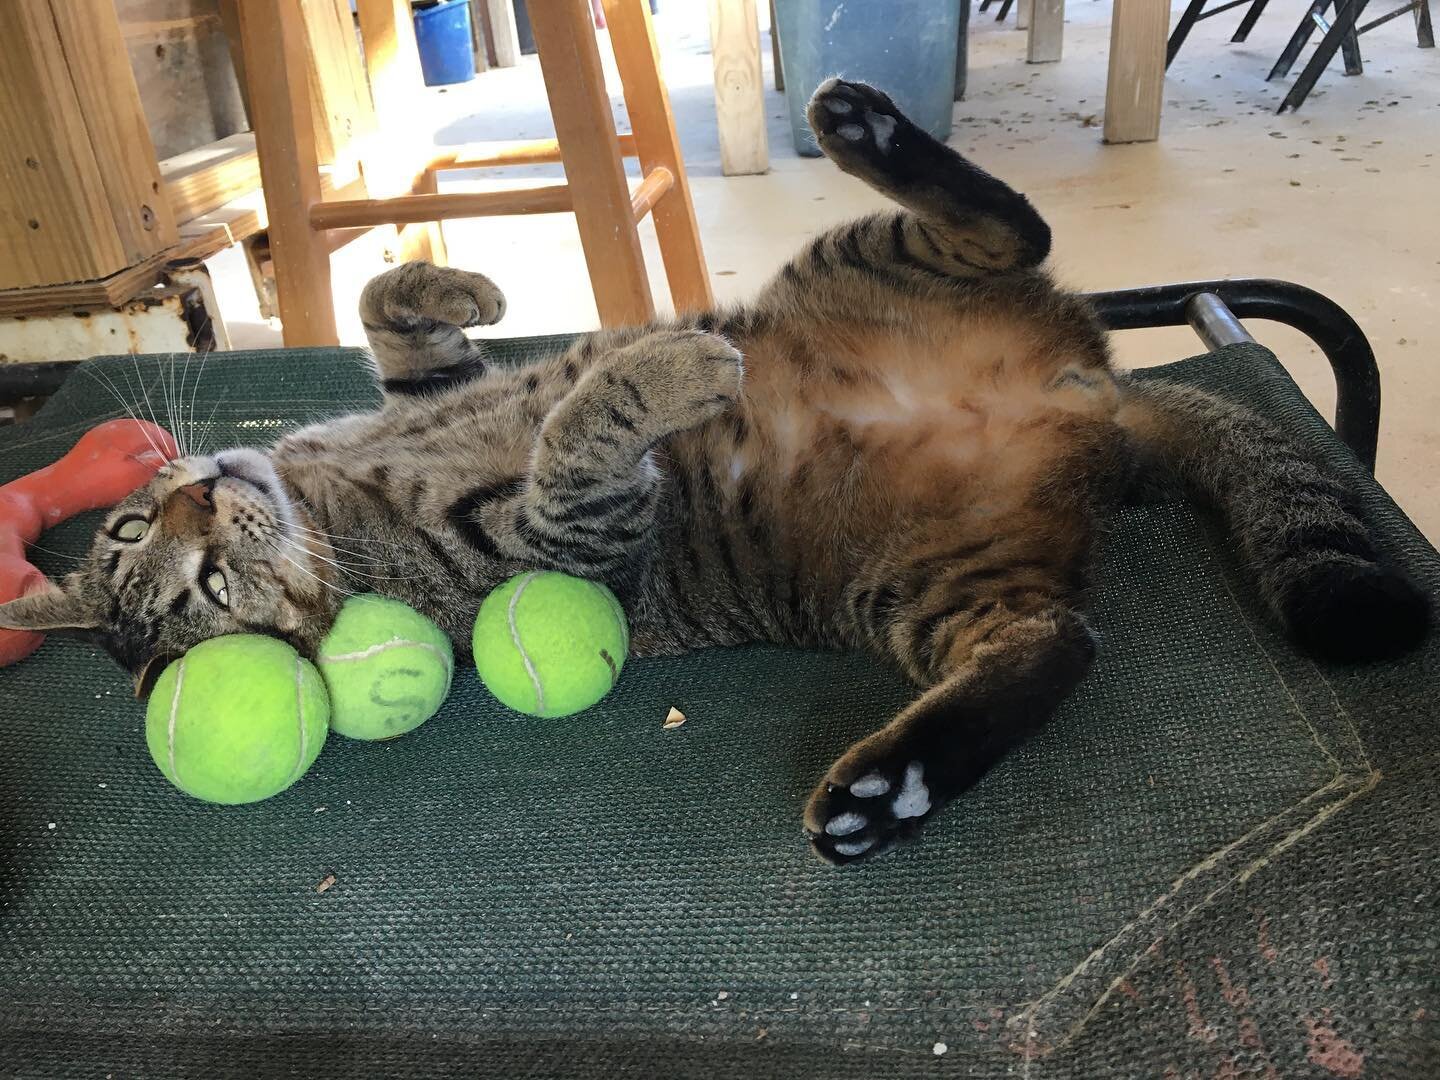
left=414, top=0, right=476, bottom=87
left=774, top=0, right=961, bottom=156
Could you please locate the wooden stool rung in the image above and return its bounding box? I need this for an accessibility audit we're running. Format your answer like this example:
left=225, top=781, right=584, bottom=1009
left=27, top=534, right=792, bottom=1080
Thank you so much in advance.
left=630, top=167, right=675, bottom=222
left=310, top=184, right=573, bottom=230
left=430, top=134, right=639, bottom=172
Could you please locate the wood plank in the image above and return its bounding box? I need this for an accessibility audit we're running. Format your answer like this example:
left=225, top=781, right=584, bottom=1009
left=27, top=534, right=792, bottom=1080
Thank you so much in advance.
left=1027, top=0, right=1065, bottom=61
left=529, top=0, right=653, bottom=326
left=1103, top=0, right=1169, bottom=143
left=238, top=0, right=338, bottom=345
left=484, top=0, right=522, bottom=67
left=160, top=133, right=261, bottom=221
left=0, top=1, right=180, bottom=291
left=602, top=0, right=713, bottom=313
left=1017, top=0, right=1033, bottom=29
left=0, top=252, right=171, bottom=317
left=707, top=0, right=769, bottom=176
left=56, top=0, right=182, bottom=256
left=398, top=170, right=448, bottom=265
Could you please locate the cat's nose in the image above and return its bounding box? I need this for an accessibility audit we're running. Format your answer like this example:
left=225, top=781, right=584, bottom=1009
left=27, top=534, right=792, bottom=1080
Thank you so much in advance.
left=177, top=479, right=216, bottom=509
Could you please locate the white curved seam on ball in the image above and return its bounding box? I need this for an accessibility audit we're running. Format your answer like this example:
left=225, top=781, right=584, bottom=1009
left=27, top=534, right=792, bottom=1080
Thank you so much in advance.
left=507, top=571, right=544, bottom=714
left=321, top=638, right=451, bottom=671
left=167, top=656, right=187, bottom=786
left=291, top=656, right=308, bottom=786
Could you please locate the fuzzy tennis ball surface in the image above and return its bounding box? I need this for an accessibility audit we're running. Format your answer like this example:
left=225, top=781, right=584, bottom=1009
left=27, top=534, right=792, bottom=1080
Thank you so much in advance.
left=145, top=634, right=329, bottom=804
left=472, top=571, right=629, bottom=718
left=316, top=594, right=454, bottom=740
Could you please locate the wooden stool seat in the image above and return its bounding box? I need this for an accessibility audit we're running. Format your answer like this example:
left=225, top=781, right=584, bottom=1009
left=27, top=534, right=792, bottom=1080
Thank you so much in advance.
left=239, top=0, right=711, bottom=347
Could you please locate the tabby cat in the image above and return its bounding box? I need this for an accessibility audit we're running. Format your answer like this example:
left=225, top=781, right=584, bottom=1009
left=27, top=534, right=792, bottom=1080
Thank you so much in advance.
left=1, top=81, right=1428, bottom=863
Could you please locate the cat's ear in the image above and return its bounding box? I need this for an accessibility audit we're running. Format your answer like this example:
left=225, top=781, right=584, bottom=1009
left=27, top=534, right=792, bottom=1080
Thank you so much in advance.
left=0, top=579, right=100, bottom=634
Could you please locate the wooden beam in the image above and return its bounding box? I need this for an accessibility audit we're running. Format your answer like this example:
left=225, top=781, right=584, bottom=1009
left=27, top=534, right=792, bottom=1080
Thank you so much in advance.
left=1103, top=0, right=1169, bottom=143
left=630, top=167, right=674, bottom=221
left=707, top=0, right=769, bottom=175
left=238, top=0, right=337, bottom=345
left=310, top=184, right=574, bottom=229
left=530, top=0, right=653, bottom=326
left=161, top=134, right=262, bottom=222
left=601, top=0, right=713, bottom=314
left=1027, top=0, right=1065, bottom=61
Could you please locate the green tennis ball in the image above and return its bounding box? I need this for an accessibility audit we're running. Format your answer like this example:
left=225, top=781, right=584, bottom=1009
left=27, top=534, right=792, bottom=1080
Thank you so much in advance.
left=316, top=594, right=454, bottom=740
left=472, top=571, right=629, bottom=718
left=145, top=634, right=329, bottom=805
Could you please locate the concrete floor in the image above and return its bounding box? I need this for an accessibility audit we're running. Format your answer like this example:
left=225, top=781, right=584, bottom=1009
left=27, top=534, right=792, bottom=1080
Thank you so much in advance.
left=211, top=0, right=1439, bottom=539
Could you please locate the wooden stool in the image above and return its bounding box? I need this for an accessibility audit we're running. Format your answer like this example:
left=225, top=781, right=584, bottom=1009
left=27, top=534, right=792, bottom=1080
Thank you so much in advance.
left=238, top=0, right=711, bottom=347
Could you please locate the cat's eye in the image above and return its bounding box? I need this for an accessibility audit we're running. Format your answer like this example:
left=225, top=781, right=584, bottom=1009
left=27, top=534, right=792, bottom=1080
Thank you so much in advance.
left=111, top=517, right=149, bottom=542
left=202, top=568, right=229, bottom=608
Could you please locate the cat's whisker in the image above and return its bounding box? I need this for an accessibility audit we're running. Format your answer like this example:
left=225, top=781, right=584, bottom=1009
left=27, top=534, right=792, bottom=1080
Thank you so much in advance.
left=276, top=534, right=421, bottom=582
left=82, top=367, right=168, bottom=462
left=264, top=539, right=354, bottom=597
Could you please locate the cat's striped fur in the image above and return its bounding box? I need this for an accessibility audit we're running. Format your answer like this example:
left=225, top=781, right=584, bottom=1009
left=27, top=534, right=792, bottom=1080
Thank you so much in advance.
left=1, top=80, right=1427, bottom=863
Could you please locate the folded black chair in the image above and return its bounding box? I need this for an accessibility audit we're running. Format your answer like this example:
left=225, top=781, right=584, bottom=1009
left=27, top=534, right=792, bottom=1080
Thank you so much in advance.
left=2, top=281, right=1435, bottom=1078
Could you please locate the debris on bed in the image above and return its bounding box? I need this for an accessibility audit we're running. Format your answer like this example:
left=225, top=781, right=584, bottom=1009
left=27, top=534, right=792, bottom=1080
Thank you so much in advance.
left=663, top=707, right=687, bottom=730
left=315, top=873, right=337, bottom=894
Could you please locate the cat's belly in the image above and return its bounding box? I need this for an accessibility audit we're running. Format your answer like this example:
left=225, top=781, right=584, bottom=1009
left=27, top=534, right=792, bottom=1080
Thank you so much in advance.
left=734, top=323, right=1122, bottom=510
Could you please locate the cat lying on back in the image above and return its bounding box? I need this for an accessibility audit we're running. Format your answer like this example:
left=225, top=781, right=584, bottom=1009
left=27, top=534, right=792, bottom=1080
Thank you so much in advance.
left=2, top=80, right=1427, bottom=864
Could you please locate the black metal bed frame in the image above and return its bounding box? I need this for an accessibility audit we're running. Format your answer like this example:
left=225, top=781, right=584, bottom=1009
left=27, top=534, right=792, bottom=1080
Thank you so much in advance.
left=0, top=279, right=1384, bottom=472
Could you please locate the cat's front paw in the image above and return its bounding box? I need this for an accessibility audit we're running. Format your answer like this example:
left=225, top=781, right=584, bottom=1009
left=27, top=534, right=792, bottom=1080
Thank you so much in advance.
left=621, top=330, right=744, bottom=428
left=361, top=261, right=506, bottom=331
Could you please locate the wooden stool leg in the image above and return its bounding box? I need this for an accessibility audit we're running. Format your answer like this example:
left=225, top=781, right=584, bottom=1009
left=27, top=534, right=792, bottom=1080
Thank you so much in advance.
left=238, top=0, right=337, bottom=346
left=602, top=0, right=715, bottom=314
left=529, top=0, right=653, bottom=327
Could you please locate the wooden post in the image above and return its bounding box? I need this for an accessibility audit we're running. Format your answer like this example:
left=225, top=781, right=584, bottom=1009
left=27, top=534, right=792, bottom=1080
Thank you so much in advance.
left=484, top=0, right=522, bottom=67
left=1103, top=0, right=1169, bottom=143
left=1017, top=0, right=1032, bottom=30
left=1027, top=0, right=1065, bottom=61
left=238, top=0, right=338, bottom=345
left=707, top=0, right=770, bottom=175
left=356, top=0, right=446, bottom=264
left=529, top=0, right=654, bottom=326
left=0, top=0, right=177, bottom=291
left=602, top=0, right=714, bottom=313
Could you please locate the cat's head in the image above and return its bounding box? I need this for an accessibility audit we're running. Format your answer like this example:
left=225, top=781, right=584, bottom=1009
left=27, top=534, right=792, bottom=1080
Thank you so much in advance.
left=0, top=449, right=342, bottom=693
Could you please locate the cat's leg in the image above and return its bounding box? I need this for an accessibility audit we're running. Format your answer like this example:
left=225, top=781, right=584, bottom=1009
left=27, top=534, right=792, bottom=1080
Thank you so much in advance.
left=358, top=261, right=506, bottom=395
left=771, top=79, right=1050, bottom=296
left=473, top=330, right=744, bottom=581
left=807, top=565, right=1094, bottom=865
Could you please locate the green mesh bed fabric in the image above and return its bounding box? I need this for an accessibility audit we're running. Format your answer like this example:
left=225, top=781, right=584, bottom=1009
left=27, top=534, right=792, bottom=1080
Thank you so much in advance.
left=1, top=340, right=1436, bottom=1078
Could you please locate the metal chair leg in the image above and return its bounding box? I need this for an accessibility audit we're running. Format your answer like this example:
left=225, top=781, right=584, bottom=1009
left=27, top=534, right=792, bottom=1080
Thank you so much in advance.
left=1279, top=0, right=1372, bottom=111
left=1167, top=0, right=1210, bottom=67
left=1269, top=0, right=1327, bottom=79
left=996, top=0, right=1014, bottom=22
left=1417, top=0, right=1435, bottom=46
left=1339, top=9, right=1365, bottom=72
left=1232, top=0, right=1271, bottom=41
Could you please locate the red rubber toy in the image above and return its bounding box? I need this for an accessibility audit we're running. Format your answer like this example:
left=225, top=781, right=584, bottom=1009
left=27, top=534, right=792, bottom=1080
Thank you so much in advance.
left=0, top=419, right=177, bottom=665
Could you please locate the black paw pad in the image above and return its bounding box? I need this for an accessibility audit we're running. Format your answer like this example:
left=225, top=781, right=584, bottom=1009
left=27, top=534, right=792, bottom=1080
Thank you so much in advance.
left=1282, top=559, right=1431, bottom=662
left=806, top=79, right=905, bottom=153
left=808, top=761, right=935, bottom=866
